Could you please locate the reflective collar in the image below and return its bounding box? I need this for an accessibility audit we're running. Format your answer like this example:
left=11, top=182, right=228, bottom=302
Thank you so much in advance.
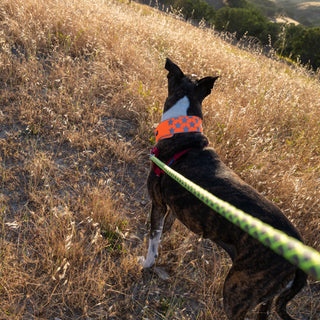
left=155, top=116, right=203, bottom=143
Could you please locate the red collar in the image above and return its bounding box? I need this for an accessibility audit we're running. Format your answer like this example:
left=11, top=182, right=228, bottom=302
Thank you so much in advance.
left=155, top=116, right=203, bottom=143
left=151, top=147, right=192, bottom=177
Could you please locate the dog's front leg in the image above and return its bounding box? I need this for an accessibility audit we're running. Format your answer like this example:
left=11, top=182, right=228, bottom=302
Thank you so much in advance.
left=142, top=203, right=167, bottom=268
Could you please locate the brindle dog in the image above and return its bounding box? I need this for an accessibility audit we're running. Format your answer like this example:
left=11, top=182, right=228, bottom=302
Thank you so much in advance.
left=141, top=58, right=307, bottom=320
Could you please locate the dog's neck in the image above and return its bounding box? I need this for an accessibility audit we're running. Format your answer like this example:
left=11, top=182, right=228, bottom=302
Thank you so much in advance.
left=155, top=116, right=203, bottom=143
left=157, top=95, right=204, bottom=143
left=155, top=132, right=209, bottom=161
left=155, top=94, right=208, bottom=158
left=161, top=96, right=190, bottom=121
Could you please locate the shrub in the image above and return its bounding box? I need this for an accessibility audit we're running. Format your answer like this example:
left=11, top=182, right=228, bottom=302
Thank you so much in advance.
left=214, top=7, right=280, bottom=45
left=276, top=24, right=320, bottom=70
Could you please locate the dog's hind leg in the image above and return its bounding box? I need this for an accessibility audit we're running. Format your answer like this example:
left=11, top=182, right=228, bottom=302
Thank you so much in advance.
left=274, top=269, right=307, bottom=320
left=163, top=209, right=176, bottom=233
left=223, top=265, right=275, bottom=320
left=223, top=267, right=254, bottom=320
left=142, top=203, right=167, bottom=268
left=256, top=299, right=273, bottom=320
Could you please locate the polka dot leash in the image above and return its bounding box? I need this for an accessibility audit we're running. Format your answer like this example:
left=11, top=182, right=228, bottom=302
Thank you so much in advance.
left=150, top=155, right=320, bottom=280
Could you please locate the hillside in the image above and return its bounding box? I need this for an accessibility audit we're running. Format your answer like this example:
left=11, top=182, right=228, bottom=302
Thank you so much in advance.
left=251, top=0, right=320, bottom=26
left=283, top=0, right=320, bottom=26
left=205, top=0, right=320, bottom=26
left=1, top=0, right=320, bottom=319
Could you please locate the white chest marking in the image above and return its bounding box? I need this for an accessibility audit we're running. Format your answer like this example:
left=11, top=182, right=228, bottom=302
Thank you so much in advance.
left=161, top=96, right=190, bottom=122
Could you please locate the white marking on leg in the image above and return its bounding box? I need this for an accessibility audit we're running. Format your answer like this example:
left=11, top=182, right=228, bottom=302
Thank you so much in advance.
left=142, top=218, right=164, bottom=268
left=143, top=232, right=162, bottom=268
left=161, top=96, right=190, bottom=121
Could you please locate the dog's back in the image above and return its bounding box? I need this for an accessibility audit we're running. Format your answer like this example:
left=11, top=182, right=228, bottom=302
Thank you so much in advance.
left=163, top=144, right=303, bottom=241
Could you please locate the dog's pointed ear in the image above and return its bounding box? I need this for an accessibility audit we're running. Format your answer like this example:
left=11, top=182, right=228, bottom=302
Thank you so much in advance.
left=196, top=76, right=219, bottom=101
left=165, top=58, right=184, bottom=79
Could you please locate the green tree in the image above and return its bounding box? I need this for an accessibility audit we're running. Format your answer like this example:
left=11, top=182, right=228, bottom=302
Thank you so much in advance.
left=276, top=24, right=320, bottom=70
left=225, top=0, right=250, bottom=8
left=214, top=7, right=279, bottom=45
left=164, top=0, right=216, bottom=22
left=291, top=27, right=320, bottom=69
left=276, top=24, right=304, bottom=58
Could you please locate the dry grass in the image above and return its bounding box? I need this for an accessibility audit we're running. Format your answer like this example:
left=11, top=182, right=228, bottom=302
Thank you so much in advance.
left=0, top=0, right=319, bottom=319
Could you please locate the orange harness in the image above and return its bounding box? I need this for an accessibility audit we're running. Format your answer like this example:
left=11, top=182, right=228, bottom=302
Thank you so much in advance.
left=155, top=116, right=203, bottom=143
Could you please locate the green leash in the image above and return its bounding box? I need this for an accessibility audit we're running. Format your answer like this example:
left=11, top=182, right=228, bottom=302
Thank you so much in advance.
left=150, top=155, right=320, bottom=280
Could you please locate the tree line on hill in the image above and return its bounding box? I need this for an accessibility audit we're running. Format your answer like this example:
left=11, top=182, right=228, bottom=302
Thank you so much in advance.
left=157, top=0, right=320, bottom=71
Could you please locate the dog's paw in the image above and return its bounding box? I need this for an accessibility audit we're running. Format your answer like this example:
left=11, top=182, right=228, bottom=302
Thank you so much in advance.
left=138, top=256, right=154, bottom=269
left=154, top=267, right=169, bottom=280
left=138, top=256, right=146, bottom=266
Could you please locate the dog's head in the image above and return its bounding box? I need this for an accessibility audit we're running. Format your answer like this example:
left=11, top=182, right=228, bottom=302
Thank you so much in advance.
left=162, top=58, right=218, bottom=121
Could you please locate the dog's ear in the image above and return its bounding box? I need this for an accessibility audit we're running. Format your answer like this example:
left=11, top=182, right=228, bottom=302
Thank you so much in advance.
left=165, top=58, right=184, bottom=79
left=195, top=76, right=219, bottom=101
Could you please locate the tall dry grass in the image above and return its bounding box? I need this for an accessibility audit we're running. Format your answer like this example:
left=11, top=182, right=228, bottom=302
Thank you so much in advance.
left=0, top=0, right=319, bottom=319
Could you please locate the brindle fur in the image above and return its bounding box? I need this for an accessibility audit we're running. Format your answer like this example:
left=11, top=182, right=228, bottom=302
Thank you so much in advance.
left=144, top=58, right=307, bottom=320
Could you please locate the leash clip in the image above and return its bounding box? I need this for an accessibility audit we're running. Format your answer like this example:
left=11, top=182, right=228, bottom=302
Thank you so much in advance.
left=150, top=147, right=163, bottom=177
